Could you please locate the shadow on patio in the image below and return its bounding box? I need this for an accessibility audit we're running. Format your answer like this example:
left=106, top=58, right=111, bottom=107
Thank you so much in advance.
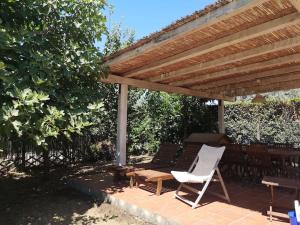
left=69, top=170, right=293, bottom=225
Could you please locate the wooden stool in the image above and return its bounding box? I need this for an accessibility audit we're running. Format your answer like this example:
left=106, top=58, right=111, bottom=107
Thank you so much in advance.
left=262, top=176, right=300, bottom=221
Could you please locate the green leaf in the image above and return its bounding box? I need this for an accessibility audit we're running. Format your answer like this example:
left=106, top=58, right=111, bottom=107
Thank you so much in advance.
left=12, top=120, right=22, bottom=135
left=0, top=61, right=5, bottom=70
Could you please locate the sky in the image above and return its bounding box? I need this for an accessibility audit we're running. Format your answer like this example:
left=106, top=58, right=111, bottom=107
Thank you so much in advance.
left=99, top=0, right=216, bottom=48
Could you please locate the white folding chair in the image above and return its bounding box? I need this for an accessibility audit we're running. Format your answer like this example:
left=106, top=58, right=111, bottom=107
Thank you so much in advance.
left=171, top=144, right=230, bottom=209
left=295, top=200, right=300, bottom=223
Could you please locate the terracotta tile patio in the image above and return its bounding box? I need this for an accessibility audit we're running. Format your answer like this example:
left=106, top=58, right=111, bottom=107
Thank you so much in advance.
left=70, top=172, right=294, bottom=225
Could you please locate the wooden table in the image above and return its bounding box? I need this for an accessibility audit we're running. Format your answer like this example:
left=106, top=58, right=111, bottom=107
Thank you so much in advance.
left=262, top=176, right=300, bottom=221
left=127, top=169, right=174, bottom=195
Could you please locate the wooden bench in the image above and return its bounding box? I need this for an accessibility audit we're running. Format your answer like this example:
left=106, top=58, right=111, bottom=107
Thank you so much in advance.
left=127, top=169, right=174, bottom=196
left=262, top=176, right=300, bottom=221
left=126, top=144, right=201, bottom=196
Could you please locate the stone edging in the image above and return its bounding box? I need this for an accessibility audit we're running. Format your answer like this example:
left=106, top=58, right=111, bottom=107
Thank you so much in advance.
left=68, top=179, right=180, bottom=225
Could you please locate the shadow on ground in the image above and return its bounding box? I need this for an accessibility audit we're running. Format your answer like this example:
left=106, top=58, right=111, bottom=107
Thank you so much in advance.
left=0, top=164, right=150, bottom=225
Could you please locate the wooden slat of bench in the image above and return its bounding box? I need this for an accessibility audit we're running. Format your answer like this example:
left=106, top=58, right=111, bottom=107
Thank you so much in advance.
left=262, top=176, right=300, bottom=189
left=134, top=169, right=174, bottom=182
left=146, top=175, right=174, bottom=182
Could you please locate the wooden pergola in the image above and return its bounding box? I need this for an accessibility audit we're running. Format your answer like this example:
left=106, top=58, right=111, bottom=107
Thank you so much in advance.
left=102, top=0, right=300, bottom=165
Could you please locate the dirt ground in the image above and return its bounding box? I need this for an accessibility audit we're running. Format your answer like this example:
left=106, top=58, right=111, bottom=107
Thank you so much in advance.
left=0, top=163, right=152, bottom=225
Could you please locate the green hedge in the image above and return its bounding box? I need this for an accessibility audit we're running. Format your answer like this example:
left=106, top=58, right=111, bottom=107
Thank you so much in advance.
left=225, top=100, right=300, bottom=144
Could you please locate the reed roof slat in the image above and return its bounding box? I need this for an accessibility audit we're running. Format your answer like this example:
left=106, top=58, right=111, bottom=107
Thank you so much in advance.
left=102, top=0, right=300, bottom=99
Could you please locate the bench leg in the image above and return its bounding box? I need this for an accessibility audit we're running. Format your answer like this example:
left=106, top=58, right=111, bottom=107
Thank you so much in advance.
left=270, top=185, right=274, bottom=222
left=156, top=179, right=162, bottom=196
left=129, top=175, right=134, bottom=188
left=136, top=176, right=140, bottom=188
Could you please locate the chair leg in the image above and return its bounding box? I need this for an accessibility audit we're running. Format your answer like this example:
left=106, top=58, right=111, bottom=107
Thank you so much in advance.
left=216, top=167, right=231, bottom=203
left=192, top=179, right=211, bottom=209
left=175, top=183, right=183, bottom=198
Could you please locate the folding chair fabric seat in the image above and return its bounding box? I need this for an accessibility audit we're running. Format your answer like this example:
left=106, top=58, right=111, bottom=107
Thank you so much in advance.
left=171, top=171, right=210, bottom=183
left=172, top=144, right=230, bottom=209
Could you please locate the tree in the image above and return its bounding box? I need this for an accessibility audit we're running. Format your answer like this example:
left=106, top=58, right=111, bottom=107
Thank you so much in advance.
left=104, top=23, right=135, bottom=56
left=0, top=0, right=108, bottom=147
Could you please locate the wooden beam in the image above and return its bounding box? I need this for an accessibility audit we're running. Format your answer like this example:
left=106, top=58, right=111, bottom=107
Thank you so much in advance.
left=146, top=13, right=300, bottom=82
left=116, top=84, right=128, bottom=166
left=101, top=74, right=234, bottom=101
left=106, top=0, right=267, bottom=66
left=209, top=72, right=300, bottom=94
left=290, top=0, right=300, bottom=12
left=170, top=53, right=300, bottom=87
left=193, top=64, right=300, bottom=90
left=229, top=78, right=300, bottom=96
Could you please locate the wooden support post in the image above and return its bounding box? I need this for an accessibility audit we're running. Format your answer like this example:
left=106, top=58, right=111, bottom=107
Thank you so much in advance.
left=116, top=84, right=128, bottom=166
left=218, top=100, right=225, bottom=134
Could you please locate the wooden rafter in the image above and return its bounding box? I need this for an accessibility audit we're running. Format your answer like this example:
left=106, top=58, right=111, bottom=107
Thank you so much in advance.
left=208, top=73, right=300, bottom=94
left=193, top=64, right=300, bottom=90
left=144, top=34, right=300, bottom=84
left=106, top=0, right=268, bottom=67
left=290, top=0, right=300, bottom=12
left=102, top=0, right=300, bottom=99
left=100, top=74, right=234, bottom=101
left=169, top=53, right=300, bottom=87
left=224, top=78, right=300, bottom=96
left=146, top=13, right=300, bottom=82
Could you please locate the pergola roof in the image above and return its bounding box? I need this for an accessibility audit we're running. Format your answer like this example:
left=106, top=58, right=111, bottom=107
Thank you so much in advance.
left=102, top=0, right=300, bottom=101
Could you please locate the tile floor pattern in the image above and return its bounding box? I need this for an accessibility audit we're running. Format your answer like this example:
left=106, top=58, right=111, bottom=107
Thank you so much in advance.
left=72, top=172, right=294, bottom=225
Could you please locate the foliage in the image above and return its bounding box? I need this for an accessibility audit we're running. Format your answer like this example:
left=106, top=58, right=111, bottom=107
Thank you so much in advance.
left=104, top=23, right=135, bottom=56
left=0, top=0, right=108, bottom=148
left=290, top=97, right=300, bottom=120
left=225, top=101, right=300, bottom=144
left=127, top=91, right=218, bottom=154
left=0, top=1, right=219, bottom=161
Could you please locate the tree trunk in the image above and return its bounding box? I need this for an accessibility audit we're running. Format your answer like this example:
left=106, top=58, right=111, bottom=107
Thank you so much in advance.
left=43, top=150, right=49, bottom=174
left=21, top=142, right=26, bottom=170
